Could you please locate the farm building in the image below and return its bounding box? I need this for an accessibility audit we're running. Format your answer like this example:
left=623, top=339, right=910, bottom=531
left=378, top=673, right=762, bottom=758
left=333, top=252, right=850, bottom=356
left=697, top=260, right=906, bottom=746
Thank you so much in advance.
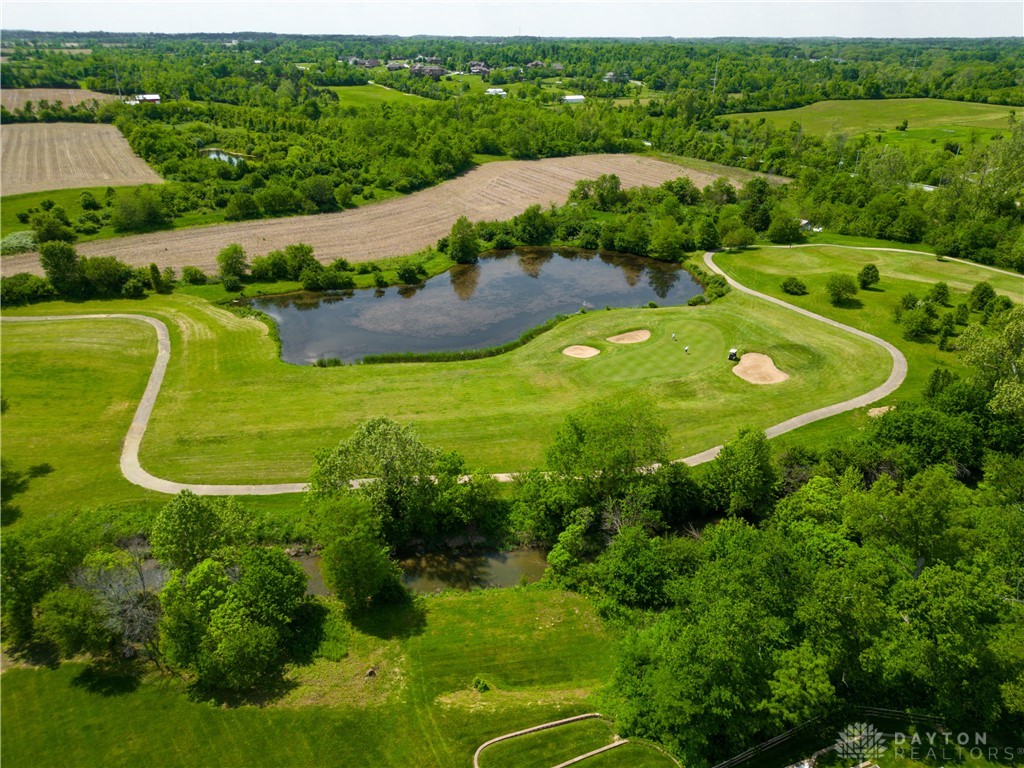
left=126, top=93, right=161, bottom=105
left=485, top=88, right=508, bottom=97
left=563, top=94, right=585, bottom=103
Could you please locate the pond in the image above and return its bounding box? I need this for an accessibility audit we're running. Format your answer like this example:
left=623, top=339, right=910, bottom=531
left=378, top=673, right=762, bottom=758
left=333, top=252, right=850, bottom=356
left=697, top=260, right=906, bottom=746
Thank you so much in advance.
left=293, top=548, right=548, bottom=596
left=204, top=148, right=247, bottom=165
left=252, top=248, right=702, bottom=364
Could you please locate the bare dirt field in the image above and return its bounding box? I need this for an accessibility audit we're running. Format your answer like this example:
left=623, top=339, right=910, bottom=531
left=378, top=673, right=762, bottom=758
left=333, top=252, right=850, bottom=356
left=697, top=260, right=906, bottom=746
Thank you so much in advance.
left=0, top=88, right=117, bottom=112
left=1, top=123, right=162, bottom=197
left=2, top=154, right=753, bottom=276
left=732, top=352, right=789, bottom=384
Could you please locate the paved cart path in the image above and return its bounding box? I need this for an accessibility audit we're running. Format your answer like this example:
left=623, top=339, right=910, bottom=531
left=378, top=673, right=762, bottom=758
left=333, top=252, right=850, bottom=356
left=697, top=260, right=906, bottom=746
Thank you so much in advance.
left=1, top=250, right=908, bottom=495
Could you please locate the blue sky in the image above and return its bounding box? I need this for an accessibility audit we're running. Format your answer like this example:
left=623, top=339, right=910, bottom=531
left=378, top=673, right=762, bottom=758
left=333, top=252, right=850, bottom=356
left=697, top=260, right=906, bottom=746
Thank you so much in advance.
left=2, top=1, right=1022, bottom=38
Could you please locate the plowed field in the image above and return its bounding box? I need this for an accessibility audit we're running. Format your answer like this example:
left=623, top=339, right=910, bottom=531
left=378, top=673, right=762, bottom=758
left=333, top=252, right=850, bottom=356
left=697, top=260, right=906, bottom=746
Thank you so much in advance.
left=2, top=154, right=755, bottom=275
left=0, top=123, right=162, bottom=196
left=0, top=88, right=117, bottom=111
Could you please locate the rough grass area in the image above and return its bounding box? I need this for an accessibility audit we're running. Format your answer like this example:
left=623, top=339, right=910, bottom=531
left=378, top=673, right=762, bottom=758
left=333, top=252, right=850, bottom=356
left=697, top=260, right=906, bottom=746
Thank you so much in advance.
left=715, top=244, right=1024, bottom=453
left=1, top=588, right=614, bottom=768
left=583, top=742, right=680, bottom=767
left=726, top=98, right=1014, bottom=149
left=1, top=283, right=889, bottom=508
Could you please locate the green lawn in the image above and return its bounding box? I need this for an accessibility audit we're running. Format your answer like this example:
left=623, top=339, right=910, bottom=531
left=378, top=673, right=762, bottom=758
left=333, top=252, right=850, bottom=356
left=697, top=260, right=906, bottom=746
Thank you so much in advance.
left=715, top=244, right=1024, bottom=453
left=726, top=98, right=1015, bottom=148
left=328, top=83, right=429, bottom=108
left=478, top=719, right=615, bottom=768
left=584, top=742, right=680, bottom=767
left=1, top=588, right=615, bottom=768
left=2, top=284, right=889, bottom=512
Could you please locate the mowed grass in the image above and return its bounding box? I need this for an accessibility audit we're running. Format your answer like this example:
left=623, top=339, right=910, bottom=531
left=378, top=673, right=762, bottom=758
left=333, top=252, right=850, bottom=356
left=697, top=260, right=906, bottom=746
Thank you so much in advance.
left=2, top=284, right=890, bottom=496
left=714, top=245, right=1024, bottom=451
left=1, top=588, right=616, bottom=768
left=478, top=718, right=615, bottom=768
left=328, top=83, right=429, bottom=108
left=727, top=98, right=1015, bottom=148
left=0, top=318, right=166, bottom=523
left=584, top=742, right=680, bottom=767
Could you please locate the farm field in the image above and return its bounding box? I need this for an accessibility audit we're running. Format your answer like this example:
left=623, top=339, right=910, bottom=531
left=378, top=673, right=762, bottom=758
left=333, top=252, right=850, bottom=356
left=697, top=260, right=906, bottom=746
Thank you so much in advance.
left=1, top=589, right=614, bottom=768
left=1, top=283, right=890, bottom=516
left=0, top=123, right=162, bottom=196
left=1, top=154, right=756, bottom=275
left=726, top=97, right=1014, bottom=147
left=0, top=87, right=117, bottom=111
left=328, top=83, right=429, bottom=108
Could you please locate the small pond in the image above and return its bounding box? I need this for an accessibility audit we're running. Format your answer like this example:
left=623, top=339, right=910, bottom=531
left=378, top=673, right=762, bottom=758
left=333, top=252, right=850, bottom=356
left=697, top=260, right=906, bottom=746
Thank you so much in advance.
left=252, top=248, right=701, bottom=364
left=293, top=548, right=548, bottom=596
left=204, top=148, right=247, bottom=165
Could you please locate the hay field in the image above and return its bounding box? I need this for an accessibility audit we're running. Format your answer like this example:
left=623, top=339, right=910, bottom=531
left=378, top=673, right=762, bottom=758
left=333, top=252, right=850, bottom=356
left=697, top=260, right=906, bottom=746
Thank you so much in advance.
left=1, top=123, right=162, bottom=196
left=0, top=87, right=117, bottom=111
left=2, top=154, right=748, bottom=275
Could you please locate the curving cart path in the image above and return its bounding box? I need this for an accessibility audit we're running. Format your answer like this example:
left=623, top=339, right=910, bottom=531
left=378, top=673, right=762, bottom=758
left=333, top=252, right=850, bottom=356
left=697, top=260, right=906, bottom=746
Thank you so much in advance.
left=1, top=250, right=908, bottom=496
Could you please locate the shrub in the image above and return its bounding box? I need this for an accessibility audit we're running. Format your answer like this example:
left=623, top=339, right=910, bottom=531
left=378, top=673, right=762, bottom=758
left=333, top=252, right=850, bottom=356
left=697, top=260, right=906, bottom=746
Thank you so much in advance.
left=926, top=281, right=950, bottom=306
left=857, top=264, right=880, bottom=289
left=781, top=277, right=808, bottom=295
left=314, top=357, right=343, bottom=368
left=825, top=274, right=858, bottom=305
left=121, top=277, right=147, bottom=298
left=766, top=215, right=803, bottom=245
left=0, top=273, right=56, bottom=305
left=396, top=264, right=421, bottom=285
left=687, top=294, right=707, bottom=306
left=181, top=266, right=207, bottom=285
left=221, top=274, right=243, bottom=292
left=217, top=243, right=248, bottom=279
left=0, top=231, right=36, bottom=255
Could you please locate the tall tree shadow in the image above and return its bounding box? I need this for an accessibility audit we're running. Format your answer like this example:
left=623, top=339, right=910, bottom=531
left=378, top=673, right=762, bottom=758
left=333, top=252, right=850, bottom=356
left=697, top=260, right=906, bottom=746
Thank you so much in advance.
left=350, top=594, right=428, bottom=640
left=1, top=461, right=54, bottom=526
left=70, top=661, right=142, bottom=697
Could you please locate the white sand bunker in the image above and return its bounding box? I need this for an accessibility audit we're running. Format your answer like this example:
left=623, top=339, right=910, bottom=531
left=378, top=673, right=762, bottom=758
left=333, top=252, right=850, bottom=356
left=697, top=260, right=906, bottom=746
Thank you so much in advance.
left=606, top=329, right=651, bottom=344
left=732, top=353, right=789, bottom=384
left=562, top=345, right=601, bottom=359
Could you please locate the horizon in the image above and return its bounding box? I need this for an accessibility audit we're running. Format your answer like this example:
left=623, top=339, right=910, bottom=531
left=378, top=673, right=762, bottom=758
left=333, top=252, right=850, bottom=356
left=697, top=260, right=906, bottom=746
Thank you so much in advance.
left=2, top=1, right=1022, bottom=40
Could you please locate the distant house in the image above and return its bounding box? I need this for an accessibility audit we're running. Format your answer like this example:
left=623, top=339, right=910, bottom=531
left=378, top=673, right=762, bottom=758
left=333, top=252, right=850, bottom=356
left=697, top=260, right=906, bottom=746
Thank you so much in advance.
left=363, top=58, right=381, bottom=69
left=551, top=63, right=565, bottom=72
left=526, top=60, right=545, bottom=69
left=410, top=64, right=447, bottom=78
left=468, top=60, right=490, bottom=75
left=386, top=61, right=406, bottom=71
left=130, top=93, right=161, bottom=104
left=562, top=94, right=585, bottom=104
left=602, top=72, right=616, bottom=83
left=485, top=88, right=507, bottom=97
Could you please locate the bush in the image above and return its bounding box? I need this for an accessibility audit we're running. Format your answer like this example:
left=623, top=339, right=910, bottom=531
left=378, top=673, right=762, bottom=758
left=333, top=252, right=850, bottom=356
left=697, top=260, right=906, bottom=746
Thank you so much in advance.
left=396, top=264, right=421, bottom=285
left=0, top=273, right=56, bottom=305
left=687, top=294, right=707, bottom=306
left=781, top=277, right=808, bottom=295
left=217, top=243, right=248, bottom=280
left=181, top=266, right=207, bottom=285
left=0, top=231, right=37, bottom=255
left=121, top=277, right=147, bottom=298
left=314, top=357, right=343, bottom=367
left=766, top=215, right=803, bottom=245
left=221, top=274, right=243, bottom=292
left=825, top=274, right=858, bottom=305
left=857, top=264, right=880, bottom=289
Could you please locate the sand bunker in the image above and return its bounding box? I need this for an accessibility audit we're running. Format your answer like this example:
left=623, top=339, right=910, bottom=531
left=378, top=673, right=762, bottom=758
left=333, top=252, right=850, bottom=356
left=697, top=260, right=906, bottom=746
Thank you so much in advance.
left=732, top=353, right=789, bottom=384
left=562, top=345, right=601, bottom=359
left=868, top=406, right=893, bottom=418
left=606, top=329, right=651, bottom=344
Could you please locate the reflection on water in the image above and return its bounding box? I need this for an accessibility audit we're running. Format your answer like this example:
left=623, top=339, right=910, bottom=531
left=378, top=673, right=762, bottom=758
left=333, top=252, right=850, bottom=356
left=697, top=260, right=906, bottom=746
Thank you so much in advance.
left=253, top=248, right=700, bottom=364
left=291, top=549, right=548, bottom=596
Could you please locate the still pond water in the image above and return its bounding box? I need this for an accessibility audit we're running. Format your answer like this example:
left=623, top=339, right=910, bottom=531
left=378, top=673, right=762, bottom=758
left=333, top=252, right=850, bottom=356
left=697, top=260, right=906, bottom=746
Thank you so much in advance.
left=295, top=549, right=549, bottom=596
left=253, top=248, right=701, bottom=364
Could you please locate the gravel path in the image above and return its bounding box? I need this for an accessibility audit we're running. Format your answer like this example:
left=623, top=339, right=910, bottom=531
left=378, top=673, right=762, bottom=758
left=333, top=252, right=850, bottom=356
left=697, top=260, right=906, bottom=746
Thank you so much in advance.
left=1, top=253, right=906, bottom=495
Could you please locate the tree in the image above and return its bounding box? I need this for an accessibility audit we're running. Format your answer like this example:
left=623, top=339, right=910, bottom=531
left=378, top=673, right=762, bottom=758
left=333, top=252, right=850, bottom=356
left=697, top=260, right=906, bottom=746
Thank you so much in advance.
left=721, top=225, right=755, bottom=251
left=857, top=264, right=880, bottom=290
left=546, top=394, right=668, bottom=502
left=694, top=217, right=720, bottom=251
left=825, top=274, right=858, bottom=306
left=224, top=192, right=260, bottom=221
left=35, top=586, right=113, bottom=657
left=926, top=281, right=950, bottom=306
left=781, top=277, right=808, bottom=295
left=702, top=427, right=779, bottom=517
left=958, top=306, right=1024, bottom=419
left=596, top=525, right=671, bottom=609
left=766, top=214, right=803, bottom=245
left=446, top=217, right=481, bottom=264
left=648, top=218, right=687, bottom=261
left=31, top=209, right=76, bottom=244
left=513, top=205, right=553, bottom=245
left=110, top=187, right=171, bottom=232
left=318, top=496, right=401, bottom=611
left=82, top=256, right=133, bottom=297
left=217, top=243, right=248, bottom=280
left=968, top=281, right=997, bottom=312
left=151, top=491, right=233, bottom=572
left=39, top=240, right=85, bottom=297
